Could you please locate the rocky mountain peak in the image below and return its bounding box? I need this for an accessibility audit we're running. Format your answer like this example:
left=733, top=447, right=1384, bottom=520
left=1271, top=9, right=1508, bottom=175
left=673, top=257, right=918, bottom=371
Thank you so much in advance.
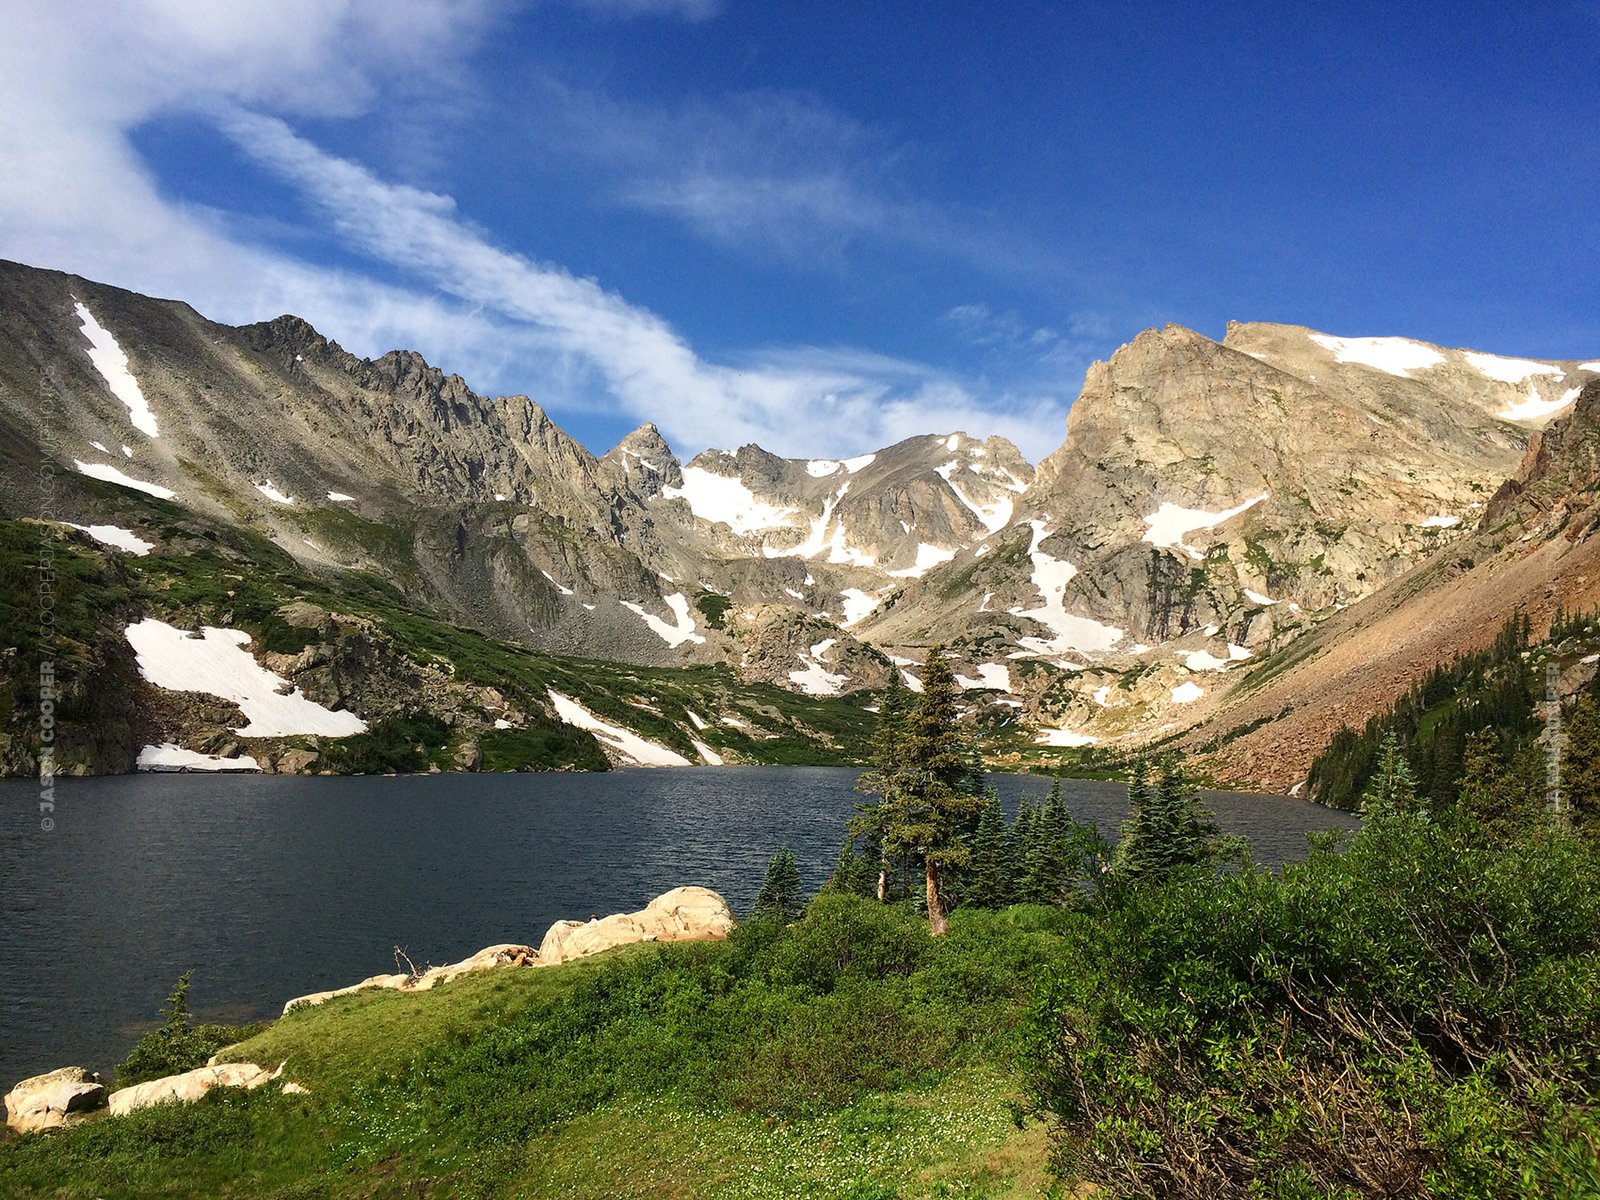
left=601, top=422, right=683, bottom=493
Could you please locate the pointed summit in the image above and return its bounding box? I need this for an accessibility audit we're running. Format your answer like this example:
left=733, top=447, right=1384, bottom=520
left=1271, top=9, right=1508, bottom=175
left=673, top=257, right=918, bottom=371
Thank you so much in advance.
left=604, top=422, right=683, bottom=491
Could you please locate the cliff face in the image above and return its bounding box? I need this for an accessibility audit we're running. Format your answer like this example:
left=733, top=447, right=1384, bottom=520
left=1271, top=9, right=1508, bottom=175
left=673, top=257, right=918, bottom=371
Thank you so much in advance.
left=1184, top=378, right=1600, bottom=792
left=864, top=323, right=1596, bottom=756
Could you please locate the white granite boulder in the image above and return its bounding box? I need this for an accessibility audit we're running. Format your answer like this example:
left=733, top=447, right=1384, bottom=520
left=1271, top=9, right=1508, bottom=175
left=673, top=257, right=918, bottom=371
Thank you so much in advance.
left=537, top=886, right=735, bottom=965
left=107, top=1061, right=282, bottom=1116
left=4, top=1066, right=106, bottom=1134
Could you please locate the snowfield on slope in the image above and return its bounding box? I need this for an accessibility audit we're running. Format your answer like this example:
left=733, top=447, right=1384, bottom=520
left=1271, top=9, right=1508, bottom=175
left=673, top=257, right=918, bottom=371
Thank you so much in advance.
left=73, top=460, right=175, bottom=500
left=1009, top=521, right=1124, bottom=655
left=74, top=300, right=158, bottom=437
left=124, top=619, right=367, bottom=738
left=66, top=523, right=154, bottom=555
left=788, top=638, right=849, bottom=696
left=1499, top=386, right=1579, bottom=423
left=662, top=467, right=797, bottom=535
left=1308, top=333, right=1444, bottom=377
left=1143, top=494, right=1268, bottom=552
left=546, top=690, right=691, bottom=766
left=621, top=593, right=705, bottom=647
left=138, top=743, right=260, bottom=772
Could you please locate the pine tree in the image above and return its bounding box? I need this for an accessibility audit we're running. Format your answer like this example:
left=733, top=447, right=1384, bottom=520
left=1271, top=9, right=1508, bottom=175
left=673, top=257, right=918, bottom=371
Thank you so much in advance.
left=752, top=848, right=804, bottom=921
left=1022, top=777, right=1075, bottom=904
left=1009, top=794, right=1038, bottom=900
left=854, top=673, right=913, bottom=900
left=825, top=834, right=878, bottom=897
left=1115, top=754, right=1230, bottom=881
left=964, top=788, right=1010, bottom=908
left=1361, top=731, right=1420, bottom=817
left=1458, top=729, right=1529, bottom=842
left=874, top=646, right=987, bottom=934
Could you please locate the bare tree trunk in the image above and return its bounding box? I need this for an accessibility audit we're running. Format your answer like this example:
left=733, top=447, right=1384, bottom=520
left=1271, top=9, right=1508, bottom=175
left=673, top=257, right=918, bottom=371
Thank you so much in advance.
left=876, top=866, right=888, bottom=903
left=925, top=860, right=947, bottom=936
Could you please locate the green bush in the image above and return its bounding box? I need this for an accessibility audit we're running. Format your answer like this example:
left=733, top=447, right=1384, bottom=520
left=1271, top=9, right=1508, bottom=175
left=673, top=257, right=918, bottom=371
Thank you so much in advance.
left=1024, top=811, right=1600, bottom=1199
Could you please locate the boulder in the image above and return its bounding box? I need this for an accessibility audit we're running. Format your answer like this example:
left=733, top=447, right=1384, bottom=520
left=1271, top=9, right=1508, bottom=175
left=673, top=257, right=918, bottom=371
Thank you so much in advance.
left=4, top=1066, right=106, bottom=1134
left=283, top=972, right=410, bottom=1014
left=408, top=943, right=536, bottom=991
left=538, top=886, right=735, bottom=966
left=282, top=944, right=539, bottom=1012
left=107, top=1062, right=280, bottom=1117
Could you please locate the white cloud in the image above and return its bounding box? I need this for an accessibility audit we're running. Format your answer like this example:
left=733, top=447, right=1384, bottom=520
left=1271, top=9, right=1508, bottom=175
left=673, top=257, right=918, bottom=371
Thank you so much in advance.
left=0, top=0, right=1068, bottom=461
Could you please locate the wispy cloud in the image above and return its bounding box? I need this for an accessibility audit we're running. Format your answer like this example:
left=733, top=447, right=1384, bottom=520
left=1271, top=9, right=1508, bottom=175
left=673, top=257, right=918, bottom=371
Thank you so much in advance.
left=529, top=82, right=1060, bottom=278
left=221, top=111, right=1067, bottom=458
left=0, top=0, right=1074, bottom=461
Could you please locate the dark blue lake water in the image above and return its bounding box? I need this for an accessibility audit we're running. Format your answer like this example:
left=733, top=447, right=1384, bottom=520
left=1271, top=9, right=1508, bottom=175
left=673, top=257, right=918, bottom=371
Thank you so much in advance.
left=0, top=767, right=1357, bottom=1085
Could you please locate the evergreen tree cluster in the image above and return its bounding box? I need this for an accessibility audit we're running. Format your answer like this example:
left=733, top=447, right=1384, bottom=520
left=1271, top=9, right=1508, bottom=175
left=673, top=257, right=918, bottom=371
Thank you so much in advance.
left=1308, top=613, right=1540, bottom=810
left=1114, top=756, right=1240, bottom=878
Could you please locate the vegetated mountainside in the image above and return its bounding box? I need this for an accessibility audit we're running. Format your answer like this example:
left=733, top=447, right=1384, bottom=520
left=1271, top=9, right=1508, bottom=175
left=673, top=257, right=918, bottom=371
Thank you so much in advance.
left=1183, top=377, right=1600, bottom=793
left=868, top=321, right=1598, bottom=766
left=0, top=259, right=1021, bottom=691
left=0, top=508, right=880, bottom=777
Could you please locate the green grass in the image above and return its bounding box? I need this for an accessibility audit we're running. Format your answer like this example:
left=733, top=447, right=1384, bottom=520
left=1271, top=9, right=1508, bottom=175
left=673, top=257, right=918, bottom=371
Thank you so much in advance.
left=0, top=901, right=1071, bottom=1199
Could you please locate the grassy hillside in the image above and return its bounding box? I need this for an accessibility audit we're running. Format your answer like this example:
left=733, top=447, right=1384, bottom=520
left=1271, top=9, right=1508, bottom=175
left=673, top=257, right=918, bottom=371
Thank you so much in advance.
left=0, top=900, right=1071, bottom=1199
left=0, top=512, right=881, bottom=774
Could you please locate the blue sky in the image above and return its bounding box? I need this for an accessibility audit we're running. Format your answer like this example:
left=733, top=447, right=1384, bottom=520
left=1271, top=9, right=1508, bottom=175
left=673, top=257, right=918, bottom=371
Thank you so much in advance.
left=1, top=1, right=1595, bottom=461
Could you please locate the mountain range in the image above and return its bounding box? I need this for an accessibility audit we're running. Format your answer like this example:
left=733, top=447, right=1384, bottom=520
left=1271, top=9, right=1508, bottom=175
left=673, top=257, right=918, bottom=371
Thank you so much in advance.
left=2, top=257, right=1596, bottom=790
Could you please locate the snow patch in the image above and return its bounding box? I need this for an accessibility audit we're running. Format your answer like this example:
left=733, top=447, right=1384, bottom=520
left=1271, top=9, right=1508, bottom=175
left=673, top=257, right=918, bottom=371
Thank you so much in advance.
left=1499, top=386, right=1579, bottom=423
left=1093, top=685, right=1112, bottom=707
left=138, top=744, right=259, bottom=772
left=1243, top=588, right=1279, bottom=606
left=900, top=670, right=924, bottom=693
left=327, top=492, right=355, bottom=502
left=256, top=481, right=295, bottom=505
left=690, top=737, right=724, bottom=765
left=1461, top=351, right=1562, bottom=383
left=955, top=663, right=1012, bottom=692
left=942, top=470, right=1014, bottom=532
left=662, top=467, right=798, bottom=535
left=806, top=459, right=841, bottom=477
left=621, top=593, right=705, bottom=647
left=124, top=619, right=367, bottom=737
left=1170, top=682, right=1205, bottom=704
left=1309, top=333, right=1445, bottom=377
left=888, top=543, right=957, bottom=578
left=67, top=523, right=153, bottom=555
left=120, top=445, right=133, bottom=458
left=1182, top=649, right=1231, bottom=672
left=73, top=460, right=175, bottom=500
left=541, top=569, right=575, bottom=597
left=842, top=453, right=876, bottom=473
left=1581, top=362, right=1600, bottom=372
left=1419, top=515, right=1461, bottom=529
left=685, top=709, right=710, bottom=730
left=839, top=588, right=881, bottom=627
left=546, top=690, right=691, bottom=766
left=493, top=718, right=513, bottom=730
left=1143, top=494, right=1268, bottom=551
left=1035, top=728, right=1096, bottom=747
left=74, top=300, right=158, bottom=436
left=789, top=654, right=849, bottom=696
left=1009, top=521, right=1124, bottom=654
left=90, top=441, right=108, bottom=454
